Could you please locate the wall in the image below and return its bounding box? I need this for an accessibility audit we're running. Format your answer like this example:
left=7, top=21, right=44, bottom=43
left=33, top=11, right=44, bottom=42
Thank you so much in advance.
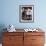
left=0, top=0, right=46, bottom=29
left=0, top=0, right=46, bottom=44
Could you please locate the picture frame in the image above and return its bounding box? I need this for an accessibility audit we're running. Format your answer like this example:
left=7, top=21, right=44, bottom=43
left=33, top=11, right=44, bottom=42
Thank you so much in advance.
left=19, top=5, right=34, bottom=23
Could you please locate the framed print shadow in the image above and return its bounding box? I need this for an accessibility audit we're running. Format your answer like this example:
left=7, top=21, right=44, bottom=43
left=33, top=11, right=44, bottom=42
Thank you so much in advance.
left=19, top=5, right=34, bottom=23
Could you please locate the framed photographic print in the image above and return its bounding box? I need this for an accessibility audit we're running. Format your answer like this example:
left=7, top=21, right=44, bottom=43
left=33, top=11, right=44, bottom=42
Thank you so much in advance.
left=19, top=5, right=34, bottom=23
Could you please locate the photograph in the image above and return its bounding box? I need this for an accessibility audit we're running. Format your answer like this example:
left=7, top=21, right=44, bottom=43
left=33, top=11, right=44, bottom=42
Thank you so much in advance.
left=19, top=5, right=34, bottom=23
